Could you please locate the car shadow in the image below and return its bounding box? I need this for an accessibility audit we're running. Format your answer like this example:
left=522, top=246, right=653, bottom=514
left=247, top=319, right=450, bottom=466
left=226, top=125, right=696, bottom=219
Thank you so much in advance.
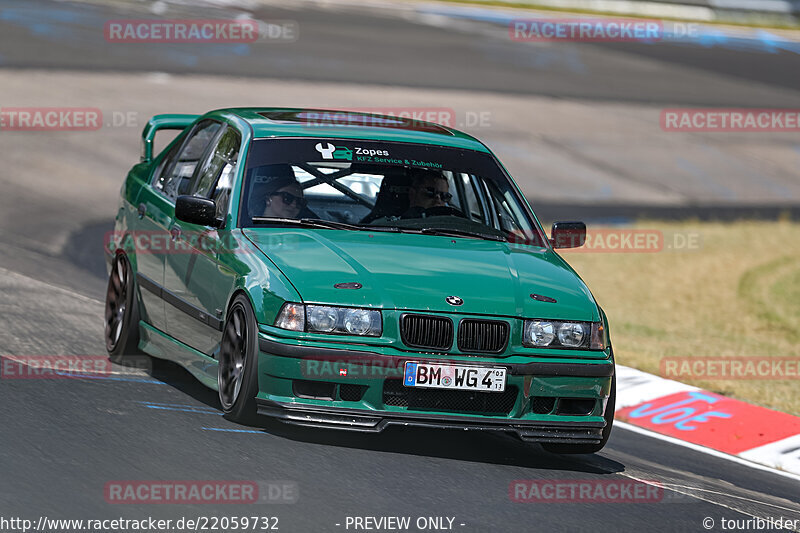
left=264, top=421, right=625, bottom=474
left=140, top=355, right=624, bottom=475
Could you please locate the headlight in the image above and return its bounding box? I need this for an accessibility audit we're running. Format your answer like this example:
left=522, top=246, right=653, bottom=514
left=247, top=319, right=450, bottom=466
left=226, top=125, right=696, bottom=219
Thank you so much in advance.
left=343, top=308, right=375, bottom=335
left=523, top=321, right=555, bottom=346
left=275, top=304, right=382, bottom=337
left=307, top=306, right=338, bottom=332
left=557, top=322, right=586, bottom=347
left=523, top=320, right=606, bottom=350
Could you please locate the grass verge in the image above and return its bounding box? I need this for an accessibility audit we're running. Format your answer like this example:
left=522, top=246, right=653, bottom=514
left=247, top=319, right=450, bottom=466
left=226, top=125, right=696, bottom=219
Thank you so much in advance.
left=560, top=220, right=800, bottom=415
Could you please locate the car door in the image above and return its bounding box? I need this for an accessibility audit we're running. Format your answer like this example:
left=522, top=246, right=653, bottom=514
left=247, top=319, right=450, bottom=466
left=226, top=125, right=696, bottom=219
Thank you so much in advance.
left=137, top=119, right=222, bottom=335
left=164, top=125, right=242, bottom=357
left=132, top=135, right=185, bottom=333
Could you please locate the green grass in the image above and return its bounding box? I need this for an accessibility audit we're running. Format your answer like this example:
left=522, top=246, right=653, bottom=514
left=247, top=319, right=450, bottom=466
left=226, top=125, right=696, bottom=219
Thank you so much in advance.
left=561, top=220, right=800, bottom=415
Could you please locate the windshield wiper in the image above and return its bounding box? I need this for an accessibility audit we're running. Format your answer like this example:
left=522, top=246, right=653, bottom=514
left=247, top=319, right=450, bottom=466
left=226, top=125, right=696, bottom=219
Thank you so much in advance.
left=251, top=218, right=504, bottom=241
left=419, top=227, right=506, bottom=242
left=251, top=217, right=402, bottom=233
left=252, top=217, right=333, bottom=229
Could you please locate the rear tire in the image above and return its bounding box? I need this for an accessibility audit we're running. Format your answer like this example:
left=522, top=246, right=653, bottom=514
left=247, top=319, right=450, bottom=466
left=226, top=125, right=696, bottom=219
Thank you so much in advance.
left=105, top=253, right=141, bottom=362
left=542, top=373, right=616, bottom=455
left=218, top=294, right=260, bottom=424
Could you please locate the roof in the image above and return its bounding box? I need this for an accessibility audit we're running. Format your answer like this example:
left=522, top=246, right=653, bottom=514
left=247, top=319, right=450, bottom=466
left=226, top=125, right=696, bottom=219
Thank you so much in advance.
left=208, top=108, right=490, bottom=152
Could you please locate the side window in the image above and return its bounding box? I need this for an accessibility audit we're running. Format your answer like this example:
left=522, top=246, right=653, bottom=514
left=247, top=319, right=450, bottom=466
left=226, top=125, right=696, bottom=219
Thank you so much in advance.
left=442, top=171, right=462, bottom=211
left=485, top=179, right=525, bottom=234
left=156, top=120, right=222, bottom=200
left=213, top=162, right=236, bottom=222
left=192, top=127, right=241, bottom=200
left=152, top=138, right=183, bottom=193
left=460, top=173, right=486, bottom=223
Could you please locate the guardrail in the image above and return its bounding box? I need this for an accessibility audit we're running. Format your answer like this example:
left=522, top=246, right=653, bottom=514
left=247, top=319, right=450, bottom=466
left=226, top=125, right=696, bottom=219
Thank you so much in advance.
left=492, top=0, right=800, bottom=23
left=679, top=0, right=799, bottom=15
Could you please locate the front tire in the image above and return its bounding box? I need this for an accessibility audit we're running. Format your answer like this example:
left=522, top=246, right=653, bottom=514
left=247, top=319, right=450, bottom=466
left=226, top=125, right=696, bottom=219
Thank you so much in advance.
left=105, top=253, right=141, bottom=361
left=218, top=294, right=260, bottom=423
left=542, top=373, right=616, bottom=455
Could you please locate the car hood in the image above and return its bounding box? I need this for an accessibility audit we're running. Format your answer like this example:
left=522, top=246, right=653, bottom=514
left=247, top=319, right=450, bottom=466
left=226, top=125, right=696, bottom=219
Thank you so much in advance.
left=243, top=228, right=599, bottom=321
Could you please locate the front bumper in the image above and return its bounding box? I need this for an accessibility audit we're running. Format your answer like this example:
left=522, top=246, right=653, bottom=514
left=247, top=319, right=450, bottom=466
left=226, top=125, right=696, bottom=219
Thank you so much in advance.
left=256, top=335, right=613, bottom=444
left=257, top=399, right=605, bottom=443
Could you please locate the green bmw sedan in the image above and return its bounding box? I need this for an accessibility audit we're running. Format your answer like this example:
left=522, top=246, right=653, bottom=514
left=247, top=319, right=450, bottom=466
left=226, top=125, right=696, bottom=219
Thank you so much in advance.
left=105, top=108, right=615, bottom=454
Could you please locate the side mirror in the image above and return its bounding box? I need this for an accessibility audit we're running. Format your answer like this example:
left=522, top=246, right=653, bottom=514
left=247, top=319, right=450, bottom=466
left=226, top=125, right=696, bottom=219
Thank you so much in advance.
left=175, top=195, right=219, bottom=228
left=550, top=221, right=586, bottom=249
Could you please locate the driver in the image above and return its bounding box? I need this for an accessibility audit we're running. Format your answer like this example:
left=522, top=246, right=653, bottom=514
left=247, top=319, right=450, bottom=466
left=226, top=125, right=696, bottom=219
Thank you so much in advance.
left=402, top=169, right=452, bottom=219
left=249, top=164, right=307, bottom=219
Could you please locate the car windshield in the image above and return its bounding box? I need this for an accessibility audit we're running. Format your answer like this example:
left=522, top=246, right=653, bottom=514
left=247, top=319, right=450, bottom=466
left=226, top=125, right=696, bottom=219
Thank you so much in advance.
left=239, top=138, right=546, bottom=246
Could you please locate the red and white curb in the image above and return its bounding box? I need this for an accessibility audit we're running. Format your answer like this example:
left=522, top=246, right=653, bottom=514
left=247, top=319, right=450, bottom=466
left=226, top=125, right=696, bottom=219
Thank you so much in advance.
left=615, top=365, right=800, bottom=477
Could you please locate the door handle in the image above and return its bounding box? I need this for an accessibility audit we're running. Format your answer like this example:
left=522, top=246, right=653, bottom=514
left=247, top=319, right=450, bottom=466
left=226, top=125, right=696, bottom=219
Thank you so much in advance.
left=137, top=203, right=146, bottom=219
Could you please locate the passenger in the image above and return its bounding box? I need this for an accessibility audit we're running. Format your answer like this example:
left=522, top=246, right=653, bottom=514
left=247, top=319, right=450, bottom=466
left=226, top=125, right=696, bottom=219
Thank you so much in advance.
left=402, top=169, right=452, bottom=219
left=250, top=164, right=307, bottom=219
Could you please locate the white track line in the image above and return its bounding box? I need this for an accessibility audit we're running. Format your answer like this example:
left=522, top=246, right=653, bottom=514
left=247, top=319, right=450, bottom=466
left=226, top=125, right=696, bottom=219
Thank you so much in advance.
left=617, top=472, right=800, bottom=528
left=616, top=421, right=800, bottom=483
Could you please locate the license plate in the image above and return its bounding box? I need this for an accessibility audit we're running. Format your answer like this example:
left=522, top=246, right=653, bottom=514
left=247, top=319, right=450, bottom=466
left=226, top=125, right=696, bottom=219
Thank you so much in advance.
left=403, top=362, right=506, bottom=392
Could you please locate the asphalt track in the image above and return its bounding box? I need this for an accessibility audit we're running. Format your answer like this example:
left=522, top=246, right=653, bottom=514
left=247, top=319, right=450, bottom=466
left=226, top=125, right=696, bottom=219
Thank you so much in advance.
left=0, top=0, right=799, bottom=531
left=2, top=0, right=800, bottom=106
left=2, top=261, right=800, bottom=531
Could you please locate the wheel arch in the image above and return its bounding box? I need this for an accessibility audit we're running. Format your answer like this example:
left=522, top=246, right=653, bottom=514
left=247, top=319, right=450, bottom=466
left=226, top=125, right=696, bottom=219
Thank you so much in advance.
left=227, top=287, right=255, bottom=314
left=225, top=264, right=302, bottom=327
left=107, top=229, right=141, bottom=275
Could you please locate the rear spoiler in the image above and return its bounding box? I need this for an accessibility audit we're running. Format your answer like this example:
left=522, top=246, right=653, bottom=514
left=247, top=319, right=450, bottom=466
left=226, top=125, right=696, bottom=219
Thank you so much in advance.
left=141, top=114, right=200, bottom=163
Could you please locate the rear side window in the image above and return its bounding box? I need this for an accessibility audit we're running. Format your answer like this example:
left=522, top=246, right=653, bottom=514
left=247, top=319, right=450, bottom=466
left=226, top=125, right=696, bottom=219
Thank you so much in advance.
left=152, top=139, right=182, bottom=191
left=192, top=127, right=241, bottom=199
left=192, top=127, right=241, bottom=224
left=154, top=120, right=222, bottom=199
left=458, top=173, right=487, bottom=223
left=212, top=163, right=236, bottom=222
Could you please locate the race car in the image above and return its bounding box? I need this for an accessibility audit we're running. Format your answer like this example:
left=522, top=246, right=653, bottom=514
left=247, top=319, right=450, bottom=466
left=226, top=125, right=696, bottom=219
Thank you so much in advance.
left=105, top=108, right=615, bottom=453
